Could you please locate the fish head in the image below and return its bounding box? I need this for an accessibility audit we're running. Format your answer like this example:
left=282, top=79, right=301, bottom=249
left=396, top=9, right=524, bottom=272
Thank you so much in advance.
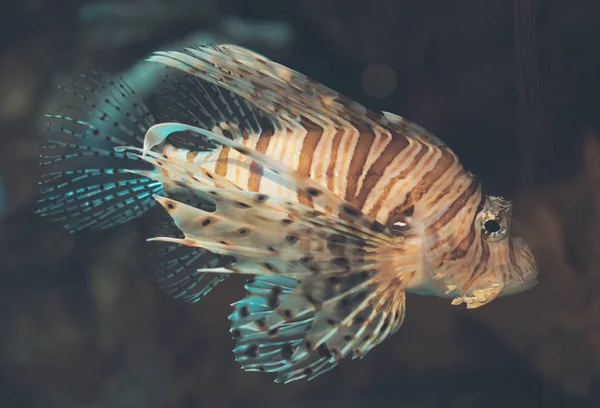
left=457, top=195, right=539, bottom=309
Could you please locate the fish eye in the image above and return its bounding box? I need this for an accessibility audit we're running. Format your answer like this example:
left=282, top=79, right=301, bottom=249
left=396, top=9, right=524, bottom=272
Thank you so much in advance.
left=484, top=219, right=501, bottom=234
left=476, top=211, right=507, bottom=241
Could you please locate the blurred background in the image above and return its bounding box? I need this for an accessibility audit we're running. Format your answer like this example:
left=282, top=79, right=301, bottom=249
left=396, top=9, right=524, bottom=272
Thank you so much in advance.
left=1, top=0, right=600, bottom=407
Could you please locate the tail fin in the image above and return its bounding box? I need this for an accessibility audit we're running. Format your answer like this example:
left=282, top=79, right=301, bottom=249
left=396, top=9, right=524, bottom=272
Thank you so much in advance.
left=36, top=71, right=164, bottom=233
left=36, top=69, right=233, bottom=303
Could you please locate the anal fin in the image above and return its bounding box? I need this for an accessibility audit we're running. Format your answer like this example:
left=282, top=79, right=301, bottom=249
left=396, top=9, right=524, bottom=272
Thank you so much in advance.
left=230, top=271, right=407, bottom=383
left=230, top=275, right=339, bottom=382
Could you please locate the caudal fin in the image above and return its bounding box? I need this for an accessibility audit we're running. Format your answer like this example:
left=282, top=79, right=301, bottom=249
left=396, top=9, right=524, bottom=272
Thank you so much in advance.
left=36, top=71, right=165, bottom=233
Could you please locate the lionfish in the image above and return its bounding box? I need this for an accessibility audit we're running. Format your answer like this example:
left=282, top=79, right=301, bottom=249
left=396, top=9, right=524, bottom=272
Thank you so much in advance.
left=36, top=44, right=539, bottom=383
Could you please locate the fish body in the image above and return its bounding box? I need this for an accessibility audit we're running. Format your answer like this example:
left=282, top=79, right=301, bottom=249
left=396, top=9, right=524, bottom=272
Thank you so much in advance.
left=156, top=124, right=470, bottom=298
left=36, top=44, right=538, bottom=383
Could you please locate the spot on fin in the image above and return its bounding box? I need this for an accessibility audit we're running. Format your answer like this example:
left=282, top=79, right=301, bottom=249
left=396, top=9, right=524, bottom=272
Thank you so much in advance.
left=147, top=44, right=388, bottom=134
left=148, top=191, right=232, bottom=302
left=230, top=272, right=407, bottom=383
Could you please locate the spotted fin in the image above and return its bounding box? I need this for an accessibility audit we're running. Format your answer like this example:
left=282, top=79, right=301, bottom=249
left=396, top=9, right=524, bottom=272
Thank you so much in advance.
left=36, top=71, right=163, bottom=232
left=145, top=43, right=453, bottom=150
left=146, top=44, right=388, bottom=134
left=230, top=273, right=406, bottom=383
left=147, top=192, right=231, bottom=303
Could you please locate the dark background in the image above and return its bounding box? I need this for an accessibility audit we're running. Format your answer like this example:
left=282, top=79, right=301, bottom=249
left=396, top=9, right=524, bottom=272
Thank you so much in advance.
left=1, top=0, right=600, bottom=407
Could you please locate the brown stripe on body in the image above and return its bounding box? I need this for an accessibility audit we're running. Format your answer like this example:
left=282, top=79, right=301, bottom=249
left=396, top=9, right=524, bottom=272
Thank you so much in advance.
left=384, top=148, right=455, bottom=225
left=369, top=144, right=428, bottom=218
left=311, top=127, right=335, bottom=195
left=424, top=165, right=474, bottom=218
left=247, top=117, right=275, bottom=192
left=296, top=119, right=324, bottom=206
left=425, top=176, right=481, bottom=235
left=354, top=133, right=409, bottom=210
left=438, top=218, right=476, bottom=266
left=215, top=146, right=231, bottom=177
left=345, top=124, right=376, bottom=204
left=326, top=128, right=345, bottom=193
left=463, top=241, right=491, bottom=290
left=186, top=150, right=198, bottom=163
left=434, top=189, right=485, bottom=265
left=406, top=149, right=457, bottom=206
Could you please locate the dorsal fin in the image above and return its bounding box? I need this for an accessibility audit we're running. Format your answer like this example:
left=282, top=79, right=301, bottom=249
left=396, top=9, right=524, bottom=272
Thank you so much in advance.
left=146, top=44, right=389, bottom=134
left=147, top=51, right=278, bottom=152
left=146, top=43, right=456, bottom=158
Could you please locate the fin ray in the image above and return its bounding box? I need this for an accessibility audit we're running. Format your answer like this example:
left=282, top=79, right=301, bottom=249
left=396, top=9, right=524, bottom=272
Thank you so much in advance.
left=147, top=43, right=458, bottom=155
left=148, top=53, right=277, bottom=153
left=147, top=192, right=231, bottom=303
left=147, top=44, right=384, bottom=133
left=36, top=71, right=162, bottom=232
left=230, top=272, right=407, bottom=383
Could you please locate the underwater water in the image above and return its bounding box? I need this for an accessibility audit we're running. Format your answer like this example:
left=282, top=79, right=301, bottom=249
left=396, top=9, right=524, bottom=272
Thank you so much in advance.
left=1, top=0, right=600, bottom=407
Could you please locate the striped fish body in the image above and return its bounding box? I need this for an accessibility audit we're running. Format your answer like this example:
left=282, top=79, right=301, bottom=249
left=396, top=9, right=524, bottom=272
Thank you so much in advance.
left=36, top=43, right=538, bottom=383
left=157, top=121, right=477, bottom=295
